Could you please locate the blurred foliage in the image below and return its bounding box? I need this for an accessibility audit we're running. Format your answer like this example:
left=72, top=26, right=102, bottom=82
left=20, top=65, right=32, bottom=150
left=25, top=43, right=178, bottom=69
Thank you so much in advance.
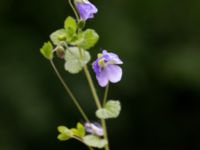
left=0, top=0, right=200, bottom=150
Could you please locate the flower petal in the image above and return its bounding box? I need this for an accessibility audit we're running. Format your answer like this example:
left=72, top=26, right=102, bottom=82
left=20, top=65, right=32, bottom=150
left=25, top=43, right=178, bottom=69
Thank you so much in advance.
left=96, top=69, right=109, bottom=87
left=105, top=65, right=122, bottom=83
left=102, top=50, right=123, bottom=64
left=76, top=1, right=97, bottom=21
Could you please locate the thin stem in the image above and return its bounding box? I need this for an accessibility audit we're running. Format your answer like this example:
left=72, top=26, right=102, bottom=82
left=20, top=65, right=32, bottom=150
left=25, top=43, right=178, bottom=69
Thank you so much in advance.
left=50, top=60, right=89, bottom=122
left=68, top=0, right=80, bottom=21
left=103, top=83, right=109, bottom=106
left=101, top=119, right=110, bottom=150
left=102, top=84, right=110, bottom=150
left=83, top=65, right=102, bottom=109
left=83, top=65, right=110, bottom=150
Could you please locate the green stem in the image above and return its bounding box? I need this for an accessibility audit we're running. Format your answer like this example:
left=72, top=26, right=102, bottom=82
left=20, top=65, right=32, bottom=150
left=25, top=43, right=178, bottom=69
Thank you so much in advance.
left=103, top=83, right=109, bottom=106
left=68, top=0, right=80, bottom=21
left=83, top=65, right=102, bottom=109
left=50, top=60, right=89, bottom=122
left=83, top=65, right=110, bottom=150
left=101, top=119, right=109, bottom=150
left=102, top=84, right=110, bottom=150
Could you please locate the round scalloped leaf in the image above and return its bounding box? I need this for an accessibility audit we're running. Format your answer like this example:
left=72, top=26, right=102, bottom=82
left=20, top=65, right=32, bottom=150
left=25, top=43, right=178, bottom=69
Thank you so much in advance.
left=96, top=100, right=121, bottom=119
left=50, top=29, right=67, bottom=45
left=64, top=47, right=90, bottom=74
left=75, top=29, right=99, bottom=49
left=83, top=135, right=108, bottom=148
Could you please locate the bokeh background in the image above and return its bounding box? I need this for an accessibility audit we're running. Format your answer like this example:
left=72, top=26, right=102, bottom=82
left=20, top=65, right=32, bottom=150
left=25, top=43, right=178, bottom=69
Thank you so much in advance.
left=1, top=0, right=200, bottom=149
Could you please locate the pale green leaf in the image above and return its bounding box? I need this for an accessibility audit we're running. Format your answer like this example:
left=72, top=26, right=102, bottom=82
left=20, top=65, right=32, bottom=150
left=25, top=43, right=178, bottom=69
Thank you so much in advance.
left=57, top=126, right=68, bottom=133
left=77, top=123, right=85, bottom=137
left=71, top=123, right=85, bottom=138
left=64, top=57, right=82, bottom=73
left=71, top=128, right=79, bottom=137
left=50, top=29, right=67, bottom=45
left=40, top=41, right=53, bottom=60
left=57, top=133, right=71, bottom=141
left=83, top=135, right=108, bottom=148
left=64, top=47, right=90, bottom=74
left=76, top=29, right=99, bottom=49
left=57, top=126, right=73, bottom=141
left=96, top=100, right=121, bottom=119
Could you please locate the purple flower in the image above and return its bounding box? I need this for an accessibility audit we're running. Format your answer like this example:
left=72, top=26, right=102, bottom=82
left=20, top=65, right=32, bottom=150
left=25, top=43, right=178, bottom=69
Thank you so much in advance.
left=75, top=0, right=98, bottom=21
left=92, top=50, right=123, bottom=87
left=85, top=122, right=103, bottom=136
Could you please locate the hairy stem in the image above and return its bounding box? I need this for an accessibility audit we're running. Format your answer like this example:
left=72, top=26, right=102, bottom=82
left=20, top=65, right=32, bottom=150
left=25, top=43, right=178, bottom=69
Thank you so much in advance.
left=83, top=65, right=110, bottom=150
left=50, top=60, right=89, bottom=122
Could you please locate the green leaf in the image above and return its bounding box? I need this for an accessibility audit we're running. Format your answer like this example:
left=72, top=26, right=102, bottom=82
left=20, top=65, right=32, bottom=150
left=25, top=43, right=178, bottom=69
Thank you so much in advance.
left=58, top=126, right=68, bottom=133
left=76, top=123, right=85, bottom=137
left=40, top=41, right=53, bottom=60
left=50, top=29, right=67, bottom=45
left=76, top=29, right=99, bottom=49
left=70, top=123, right=85, bottom=138
left=57, top=126, right=73, bottom=141
left=71, top=128, right=79, bottom=136
left=57, top=133, right=71, bottom=141
left=64, top=47, right=90, bottom=74
left=96, top=100, right=121, bottom=119
left=83, top=135, right=108, bottom=148
left=64, top=16, right=77, bottom=34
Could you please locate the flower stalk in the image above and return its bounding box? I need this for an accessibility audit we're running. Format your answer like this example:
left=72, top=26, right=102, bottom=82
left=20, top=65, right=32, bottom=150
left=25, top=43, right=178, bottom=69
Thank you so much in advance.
left=68, top=0, right=80, bottom=21
left=50, top=60, right=89, bottom=122
left=103, top=83, right=109, bottom=106
left=83, top=65, right=110, bottom=150
left=83, top=65, right=102, bottom=109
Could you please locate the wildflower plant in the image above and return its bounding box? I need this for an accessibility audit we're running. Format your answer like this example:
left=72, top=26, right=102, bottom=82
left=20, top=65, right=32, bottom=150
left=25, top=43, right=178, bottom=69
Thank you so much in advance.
left=40, top=0, right=123, bottom=149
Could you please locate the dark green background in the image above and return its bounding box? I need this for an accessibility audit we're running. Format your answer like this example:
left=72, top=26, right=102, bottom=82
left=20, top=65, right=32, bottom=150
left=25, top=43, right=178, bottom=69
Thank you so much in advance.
left=0, top=0, right=200, bottom=149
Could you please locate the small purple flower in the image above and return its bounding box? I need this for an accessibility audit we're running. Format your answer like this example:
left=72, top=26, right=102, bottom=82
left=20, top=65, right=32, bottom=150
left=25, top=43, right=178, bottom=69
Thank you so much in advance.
left=75, top=0, right=98, bottom=21
left=92, top=50, right=123, bottom=87
left=85, top=122, right=103, bottom=136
